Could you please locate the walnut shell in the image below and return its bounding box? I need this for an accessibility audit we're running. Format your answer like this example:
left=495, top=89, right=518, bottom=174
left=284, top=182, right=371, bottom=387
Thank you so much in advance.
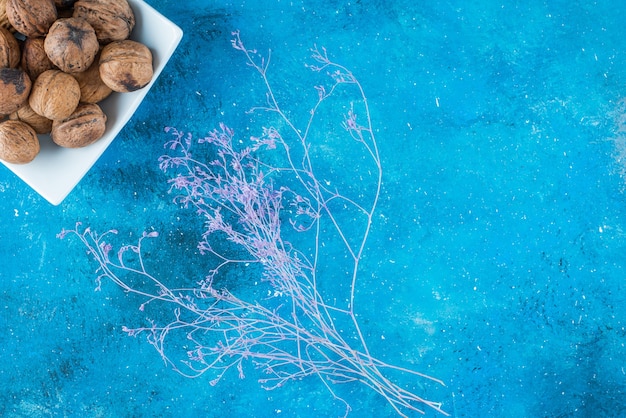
left=99, top=40, right=152, bottom=92
left=0, top=26, right=19, bottom=67
left=21, top=37, right=56, bottom=81
left=72, top=54, right=112, bottom=103
left=0, top=0, right=14, bottom=33
left=0, top=67, right=31, bottom=115
left=9, top=102, right=52, bottom=134
left=29, top=69, right=80, bottom=120
left=0, top=119, right=39, bottom=163
left=6, top=0, right=57, bottom=38
left=73, top=0, right=135, bottom=44
left=51, top=102, right=106, bottom=148
left=44, top=17, right=99, bottom=73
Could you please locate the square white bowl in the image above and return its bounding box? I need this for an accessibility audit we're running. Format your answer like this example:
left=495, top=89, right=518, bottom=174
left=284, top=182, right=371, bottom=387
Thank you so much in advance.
left=0, top=0, right=183, bottom=205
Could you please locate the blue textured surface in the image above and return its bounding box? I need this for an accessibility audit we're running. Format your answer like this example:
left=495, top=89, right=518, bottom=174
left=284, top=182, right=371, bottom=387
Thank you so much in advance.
left=2, top=0, right=626, bottom=417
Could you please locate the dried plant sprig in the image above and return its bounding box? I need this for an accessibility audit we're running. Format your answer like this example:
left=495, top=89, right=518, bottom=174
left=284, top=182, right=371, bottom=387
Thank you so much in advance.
left=60, top=32, right=447, bottom=417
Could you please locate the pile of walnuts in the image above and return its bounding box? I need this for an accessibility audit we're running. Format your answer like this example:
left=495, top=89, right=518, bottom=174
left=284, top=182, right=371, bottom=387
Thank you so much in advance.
left=0, top=0, right=153, bottom=164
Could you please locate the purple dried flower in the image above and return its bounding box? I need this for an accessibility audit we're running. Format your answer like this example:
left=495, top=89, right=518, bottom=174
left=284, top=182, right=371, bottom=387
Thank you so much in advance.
left=60, top=33, right=447, bottom=417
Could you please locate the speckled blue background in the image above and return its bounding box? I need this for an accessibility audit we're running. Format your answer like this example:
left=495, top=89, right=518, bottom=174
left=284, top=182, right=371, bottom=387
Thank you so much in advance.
left=2, top=1, right=626, bottom=417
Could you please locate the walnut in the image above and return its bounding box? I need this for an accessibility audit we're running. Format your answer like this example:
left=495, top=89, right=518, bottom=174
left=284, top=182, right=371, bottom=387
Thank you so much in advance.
left=6, top=0, right=57, bottom=37
left=29, top=69, right=80, bottom=120
left=0, top=0, right=14, bottom=33
left=44, top=17, right=99, bottom=73
left=0, top=119, right=39, bottom=163
left=99, top=40, right=152, bottom=92
left=0, top=26, right=19, bottom=68
left=51, top=102, right=106, bottom=148
left=0, top=68, right=31, bottom=115
left=72, top=53, right=112, bottom=103
left=73, top=0, right=135, bottom=44
left=21, top=37, right=56, bottom=81
left=9, top=102, right=52, bottom=134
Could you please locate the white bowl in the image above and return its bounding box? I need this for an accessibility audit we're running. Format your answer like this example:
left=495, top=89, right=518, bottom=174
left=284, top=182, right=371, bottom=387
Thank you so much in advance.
left=0, top=0, right=183, bottom=205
